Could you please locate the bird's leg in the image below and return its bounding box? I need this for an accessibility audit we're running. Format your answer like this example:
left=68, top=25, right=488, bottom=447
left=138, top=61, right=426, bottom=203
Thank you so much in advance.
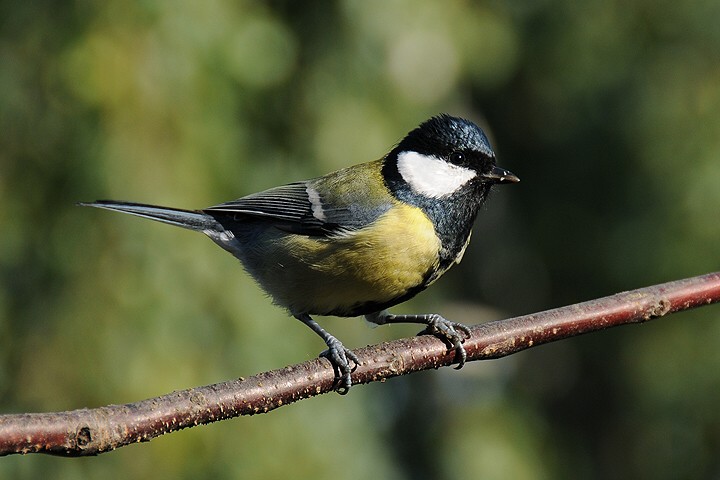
left=295, top=314, right=360, bottom=394
left=366, top=311, right=471, bottom=369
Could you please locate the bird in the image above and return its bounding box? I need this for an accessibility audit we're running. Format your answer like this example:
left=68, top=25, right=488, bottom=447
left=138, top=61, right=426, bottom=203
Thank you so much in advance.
left=79, top=114, right=519, bottom=393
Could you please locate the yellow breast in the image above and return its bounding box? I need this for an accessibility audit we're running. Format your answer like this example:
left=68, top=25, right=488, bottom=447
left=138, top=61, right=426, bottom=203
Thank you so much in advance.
left=250, top=202, right=442, bottom=316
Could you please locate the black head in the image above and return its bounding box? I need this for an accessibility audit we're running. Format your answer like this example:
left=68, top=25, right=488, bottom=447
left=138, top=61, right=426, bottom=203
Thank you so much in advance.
left=385, top=114, right=518, bottom=201
left=398, top=114, right=496, bottom=161
left=382, top=114, right=519, bottom=272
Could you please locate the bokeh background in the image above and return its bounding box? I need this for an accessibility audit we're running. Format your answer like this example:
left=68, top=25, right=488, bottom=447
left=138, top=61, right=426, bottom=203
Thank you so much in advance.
left=2, top=1, right=720, bottom=478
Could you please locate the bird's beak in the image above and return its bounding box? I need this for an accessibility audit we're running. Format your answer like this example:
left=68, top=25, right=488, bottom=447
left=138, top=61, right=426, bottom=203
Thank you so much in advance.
left=483, top=166, right=520, bottom=184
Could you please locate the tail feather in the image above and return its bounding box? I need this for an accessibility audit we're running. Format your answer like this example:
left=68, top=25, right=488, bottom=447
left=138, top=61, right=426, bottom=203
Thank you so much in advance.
left=78, top=200, right=221, bottom=232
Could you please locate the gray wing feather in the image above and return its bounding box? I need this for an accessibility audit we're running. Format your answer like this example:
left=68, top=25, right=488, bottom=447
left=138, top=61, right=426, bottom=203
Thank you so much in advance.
left=206, top=183, right=311, bottom=222
left=203, top=181, right=390, bottom=236
left=204, top=182, right=339, bottom=236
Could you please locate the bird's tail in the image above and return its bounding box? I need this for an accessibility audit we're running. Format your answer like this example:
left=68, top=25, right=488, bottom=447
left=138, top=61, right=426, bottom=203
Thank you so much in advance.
left=78, top=200, right=221, bottom=232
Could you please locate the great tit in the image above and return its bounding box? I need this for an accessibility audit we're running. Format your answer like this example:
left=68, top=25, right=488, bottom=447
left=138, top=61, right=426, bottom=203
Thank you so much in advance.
left=80, top=114, right=518, bottom=392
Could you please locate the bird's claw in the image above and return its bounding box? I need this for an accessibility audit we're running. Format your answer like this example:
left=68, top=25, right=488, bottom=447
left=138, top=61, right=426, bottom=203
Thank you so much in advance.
left=421, top=315, right=471, bottom=369
left=320, top=339, right=360, bottom=394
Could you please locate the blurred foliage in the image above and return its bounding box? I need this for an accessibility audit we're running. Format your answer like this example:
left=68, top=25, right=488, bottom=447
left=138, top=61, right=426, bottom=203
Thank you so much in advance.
left=1, top=0, right=719, bottom=478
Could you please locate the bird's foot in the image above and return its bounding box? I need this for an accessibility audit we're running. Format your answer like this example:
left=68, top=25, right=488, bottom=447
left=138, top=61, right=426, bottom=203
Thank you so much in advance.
left=320, top=338, right=360, bottom=394
left=295, top=313, right=360, bottom=394
left=365, top=310, right=470, bottom=370
left=420, top=314, right=471, bottom=369
left=370, top=312, right=471, bottom=369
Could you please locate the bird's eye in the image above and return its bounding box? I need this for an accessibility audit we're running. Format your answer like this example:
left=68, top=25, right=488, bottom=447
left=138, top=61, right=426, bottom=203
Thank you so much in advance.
left=449, top=151, right=465, bottom=164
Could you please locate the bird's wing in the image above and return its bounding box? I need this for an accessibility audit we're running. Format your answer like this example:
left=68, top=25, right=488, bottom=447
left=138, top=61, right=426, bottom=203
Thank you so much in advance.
left=203, top=180, right=391, bottom=237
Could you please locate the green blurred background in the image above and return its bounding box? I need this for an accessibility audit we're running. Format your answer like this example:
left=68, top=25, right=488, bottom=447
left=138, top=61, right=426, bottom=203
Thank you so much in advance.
left=2, top=1, right=720, bottom=478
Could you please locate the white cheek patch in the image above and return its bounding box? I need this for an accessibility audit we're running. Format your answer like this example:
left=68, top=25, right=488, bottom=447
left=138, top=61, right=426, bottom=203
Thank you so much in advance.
left=396, top=151, right=477, bottom=198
